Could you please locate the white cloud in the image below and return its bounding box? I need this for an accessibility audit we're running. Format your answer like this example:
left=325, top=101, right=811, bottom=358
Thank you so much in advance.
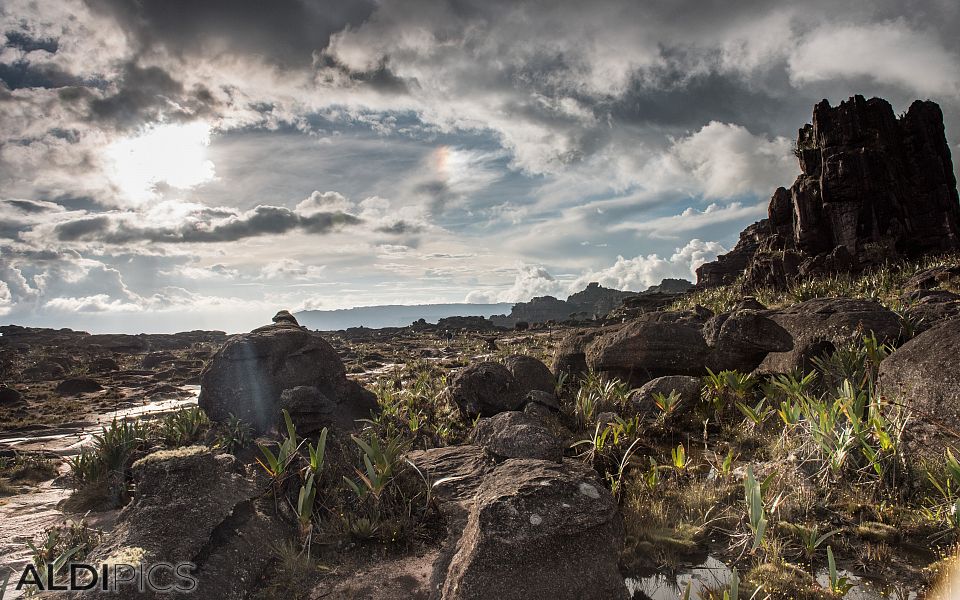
left=662, top=122, right=796, bottom=199
left=259, top=259, right=326, bottom=280
left=0, top=280, right=12, bottom=316
left=613, top=201, right=767, bottom=237
left=572, top=239, right=727, bottom=290
left=789, top=20, right=960, bottom=96
left=465, top=239, right=726, bottom=303
left=465, top=264, right=566, bottom=303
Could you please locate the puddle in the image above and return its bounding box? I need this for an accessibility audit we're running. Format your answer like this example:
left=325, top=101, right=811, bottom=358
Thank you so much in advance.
left=627, top=556, right=734, bottom=599
left=626, top=556, right=919, bottom=600
left=0, top=386, right=200, bottom=598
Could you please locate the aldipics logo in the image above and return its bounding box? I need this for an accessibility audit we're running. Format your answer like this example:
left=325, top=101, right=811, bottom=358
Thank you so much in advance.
left=2, top=562, right=198, bottom=595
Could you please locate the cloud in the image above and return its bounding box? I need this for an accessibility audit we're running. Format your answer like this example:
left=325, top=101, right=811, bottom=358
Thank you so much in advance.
left=613, top=202, right=768, bottom=237
left=465, top=264, right=565, bottom=304
left=572, top=239, right=727, bottom=290
left=51, top=202, right=362, bottom=243
left=664, top=122, right=795, bottom=199
left=259, top=259, right=326, bottom=280
left=789, top=20, right=960, bottom=97
left=0, top=280, right=12, bottom=315
left=466, top=238, right=726, bottom=304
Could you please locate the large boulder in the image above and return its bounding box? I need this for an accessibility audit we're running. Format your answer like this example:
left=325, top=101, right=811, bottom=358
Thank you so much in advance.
left=503, top=354, right=555, bottom=395
left=586, top=308, right=790, bottom=385
left=551, top=327, right=605, bottom=378
left=438, top=459, right=628, bottom=600
left=199, top=321, right=377, bottom=433
left=73, top=447, right=286, bottom=599
left=879, top=319, right=960, bottom=422
left=757, top=298, right=902, bottom=374
left=471, top=411, right=564, bottom=462
left=446, top=361, right=524, bottom=418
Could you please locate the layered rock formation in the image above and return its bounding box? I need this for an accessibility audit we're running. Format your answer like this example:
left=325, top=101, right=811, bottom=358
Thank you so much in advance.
left=697, top=95, right=960, bottom=288
left=490, top=279, right=693, bottom=327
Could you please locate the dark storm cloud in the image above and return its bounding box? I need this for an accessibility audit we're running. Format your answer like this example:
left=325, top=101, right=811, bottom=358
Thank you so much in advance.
left=4, top=31, right=59, bottom=54
left=375, top=220, right=423, bottom=235
left=53, top=205, right=362, bottom=244
left=87, top=63, right=217, bottom=128
left=0, top=60, right=81, bottom=90
left=84, top=0, right=377, bottom=68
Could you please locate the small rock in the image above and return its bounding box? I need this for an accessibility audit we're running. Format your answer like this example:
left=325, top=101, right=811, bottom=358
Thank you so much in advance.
left=0, top=385, right=24, bottom=405
left=55, top=377, right=103, bottom=396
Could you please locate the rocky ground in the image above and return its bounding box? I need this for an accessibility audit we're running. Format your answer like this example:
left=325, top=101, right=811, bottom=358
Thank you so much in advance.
left=1, top=257, right=959, bottom=599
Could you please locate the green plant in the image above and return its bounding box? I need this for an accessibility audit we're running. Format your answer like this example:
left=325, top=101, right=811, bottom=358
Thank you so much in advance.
left=216, top=414, right=252, bottom=454
left=744, top=465, right=768, bottom=552
left=826, top=546, right=854, bottom=596
left=652, top=390, right=682, bottom=418
left=671, top=443, right=690, bottom=471
left=736, top=398, right=772, bottom=429
left=256, top=410, right=301, bottom=485
left=343, top=431, right=407, bottom=500
left=158, top=406, right=209, bottom=447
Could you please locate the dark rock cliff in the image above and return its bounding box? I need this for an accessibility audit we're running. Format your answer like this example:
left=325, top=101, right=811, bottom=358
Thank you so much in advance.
left=697, top=95, right=960, bottom=289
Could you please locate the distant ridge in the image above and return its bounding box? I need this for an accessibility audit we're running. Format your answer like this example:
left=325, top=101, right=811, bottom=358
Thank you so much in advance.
left=295, top=303, right=514, bottom=330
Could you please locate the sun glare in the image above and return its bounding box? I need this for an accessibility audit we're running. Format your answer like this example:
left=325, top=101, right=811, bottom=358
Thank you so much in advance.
left=105, top=121, right=216, bottom=203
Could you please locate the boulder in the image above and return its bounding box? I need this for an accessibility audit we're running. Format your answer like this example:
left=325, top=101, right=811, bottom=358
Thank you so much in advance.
left=904, top=265, right=960, bottom=292
left=446, top=361, right=524, bottom=418
left=55, top=377, right=103, bottom=396
left=272, top=309, right=299, bottom=325
left=757, top=298, right=902, bottom=374
left=879, top=319, right=960, bottom=422
left=902, top=289, right=960, bottom=334
left=503, top=354, right=555, bottom=395
left=631, top=375, right=702, bottom=416
left=22, top=359, right=66, bottom=381
left=406, top=445, right=496, bottom=522
left=0, top=385, right=24, bottom=405
left=471, top=411, right=564, bottom=462
left=74, top=447, right=285, bottom=599
left=141, top=351, right=176, bottom=370
left=586, top=308, right=790, bottom=385
left=551, top=328, right=605, bottom=378
left=522, top=389, right=561, bottom=412
left=438, top=459, right=628, bottom=600
left=199, top=321, right=378, bottom=433
left=88, top=357, right=120, bottom=373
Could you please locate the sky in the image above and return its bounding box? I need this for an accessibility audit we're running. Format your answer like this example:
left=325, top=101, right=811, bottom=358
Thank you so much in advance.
left=1, top=0, right=960, bottom=333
